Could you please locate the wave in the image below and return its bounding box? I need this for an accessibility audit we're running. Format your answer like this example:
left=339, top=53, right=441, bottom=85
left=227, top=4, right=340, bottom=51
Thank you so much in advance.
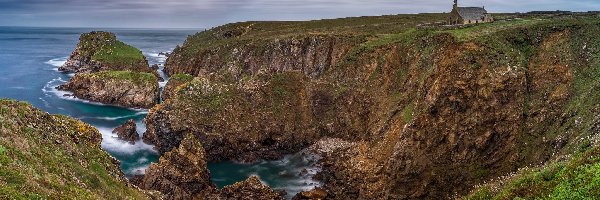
left=45, top=57, right=68, bottom=67
left=79, top=111, right=148, bottom=121
left=97, top=126, right=157, bottom=156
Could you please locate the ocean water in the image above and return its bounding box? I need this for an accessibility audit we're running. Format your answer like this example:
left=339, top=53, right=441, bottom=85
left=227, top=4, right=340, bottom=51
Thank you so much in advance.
left=0, top=27, right=319, bottom=197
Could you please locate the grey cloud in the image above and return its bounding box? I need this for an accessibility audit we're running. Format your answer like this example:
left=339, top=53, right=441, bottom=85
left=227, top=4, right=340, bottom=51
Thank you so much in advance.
left=0, top=0, right=598, bottom=28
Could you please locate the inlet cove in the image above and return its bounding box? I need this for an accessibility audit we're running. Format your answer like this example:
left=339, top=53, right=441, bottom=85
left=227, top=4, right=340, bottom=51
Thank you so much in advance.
left=2, top=9, right=600, bottom=200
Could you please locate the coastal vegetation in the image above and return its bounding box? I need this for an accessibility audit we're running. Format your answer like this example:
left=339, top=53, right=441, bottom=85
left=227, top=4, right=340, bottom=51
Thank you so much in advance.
left=0, top=99, right=151, bottom=199
left=153, top=13, right=600, bottom=199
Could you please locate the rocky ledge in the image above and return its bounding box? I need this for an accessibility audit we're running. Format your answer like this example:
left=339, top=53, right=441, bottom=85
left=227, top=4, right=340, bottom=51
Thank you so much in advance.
left=57, top=71, right=159, bottom=109
left=113, top=119, right=140, bottom=143
left=138, top=133, right=284, bottom=200
left=59, top=31, right=154, bottom=75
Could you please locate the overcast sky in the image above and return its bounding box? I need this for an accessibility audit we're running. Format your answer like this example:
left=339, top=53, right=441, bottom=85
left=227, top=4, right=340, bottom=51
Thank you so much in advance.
left=1, top=0, right=599, bottom=28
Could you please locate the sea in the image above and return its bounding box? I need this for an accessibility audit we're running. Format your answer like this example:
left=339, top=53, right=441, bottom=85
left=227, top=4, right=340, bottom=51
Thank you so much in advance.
left=0, top=26, right=319, bottom=198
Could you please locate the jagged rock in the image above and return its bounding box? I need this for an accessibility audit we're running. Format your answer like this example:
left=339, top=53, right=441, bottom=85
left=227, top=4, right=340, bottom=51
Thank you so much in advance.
left=292, top=187, right=328, bottom=200
left=57, top=71, right=159, bottom=109
left=151, top=64, right=160, bottom=70
left=139, top=133, right=214, bottom=200
left=112, top=119, right=139, bottom=143
left=129, top=174, right=145, bottom=187
left=217, top=176, right=284, bottom=200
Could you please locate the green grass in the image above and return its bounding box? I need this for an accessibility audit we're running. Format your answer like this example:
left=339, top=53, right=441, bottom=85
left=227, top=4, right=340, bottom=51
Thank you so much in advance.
left=87, top=70, right=157, bottom=86
left=445, top=18, right=545, bottom=41
left=0, top=99, right=148, bottom=199
left=91, top=40, right=146, bottom=66
left=169, top=73, right=194, bottom=83
left=465, top=146, right=600, bottom=200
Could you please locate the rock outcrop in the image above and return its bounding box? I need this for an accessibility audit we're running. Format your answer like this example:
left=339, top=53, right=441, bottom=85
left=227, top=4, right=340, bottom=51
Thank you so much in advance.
left=58, top=71, right=159, bottom=109
left=144, top=14, right=600, bottom=199
left=162, top=73, right=194, bottom=101
left=139, top=133, right=285, bottom=199
left=113, top=119, right=139, bottom=143
left=0, top=99, right=154, bottom=198
left=292, top=187, right=328, bottom=200
left=139, top=133, right=214, bottom=199
left=59, top=31, right=153, bottom=74
left=216, top=176, right=284, bottom=200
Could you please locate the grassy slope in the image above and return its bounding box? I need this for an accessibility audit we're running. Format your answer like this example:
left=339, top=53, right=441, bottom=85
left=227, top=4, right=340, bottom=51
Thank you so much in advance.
left=91, top=40, right=146, bottom=67
left=84, top=70, right=158, bottom=86
left=0, top=99, right=148, bottom=199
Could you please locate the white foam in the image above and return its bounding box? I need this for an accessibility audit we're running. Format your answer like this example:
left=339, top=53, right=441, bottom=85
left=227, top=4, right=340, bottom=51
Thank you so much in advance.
left=45, top=57, right=68, bottom=67
left=42, top=77, right=150, bottom=112
left=97, top=126, right=157, bottom=156
left=79, top=111, right=148, bottom=121
left=127, top=166, right=149, bottom=175
left=159, top=81, right=168, bottom=88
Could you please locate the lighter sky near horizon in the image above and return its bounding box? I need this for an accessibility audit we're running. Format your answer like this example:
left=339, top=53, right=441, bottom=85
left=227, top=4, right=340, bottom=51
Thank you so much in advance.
left=1, top=0, right=599, bottom=29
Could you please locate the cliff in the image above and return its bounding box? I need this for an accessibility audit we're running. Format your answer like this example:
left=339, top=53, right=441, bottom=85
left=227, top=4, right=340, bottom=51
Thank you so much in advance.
left=162, top=73, right=194, bottom=101
left=146, top=13, right=600, bottom=199
left=58, top=71, right=159, bottom=109
left=59, top=31, right=153, bottom=74
left=139, top=133, right=284, bottom=200
left=0, top=99, right=154, bottom=199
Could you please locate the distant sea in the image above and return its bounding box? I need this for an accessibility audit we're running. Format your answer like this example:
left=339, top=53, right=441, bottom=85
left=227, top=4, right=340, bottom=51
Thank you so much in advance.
left=0, top=26, right=320, bottom=198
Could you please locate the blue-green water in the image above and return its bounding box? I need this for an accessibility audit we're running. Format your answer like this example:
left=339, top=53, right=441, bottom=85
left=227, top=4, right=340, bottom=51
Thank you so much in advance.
left=0, top=27, right=319, bottom=197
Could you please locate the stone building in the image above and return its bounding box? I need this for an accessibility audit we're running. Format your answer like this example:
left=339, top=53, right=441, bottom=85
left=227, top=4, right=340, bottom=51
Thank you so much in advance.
left=449, top=0, right=493, bottom=25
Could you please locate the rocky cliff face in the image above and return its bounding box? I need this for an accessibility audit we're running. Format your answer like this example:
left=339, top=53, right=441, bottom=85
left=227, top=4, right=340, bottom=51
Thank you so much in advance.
left=139, top=133, right=284, bottom=200
left=59, top=31, right=153, bottom=74
left=139, top=133, right=214, bottom=199
left=58, top=71, right=159, bottom=109
left=144, top=14, right=600, bottom=199
left=0, top=99, right=155, bottom=198
left=162, top=73, right=194, bottom=101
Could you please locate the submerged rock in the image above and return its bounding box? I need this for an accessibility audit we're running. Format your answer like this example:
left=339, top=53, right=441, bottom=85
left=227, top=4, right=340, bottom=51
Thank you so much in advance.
left=57, top=71, right=159, bottom=109
left=113, top=119, right=139, bottom=143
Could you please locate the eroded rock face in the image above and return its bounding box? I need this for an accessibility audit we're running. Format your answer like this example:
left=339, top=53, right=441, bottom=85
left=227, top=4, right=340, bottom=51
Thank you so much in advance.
left=144, top=17, right=600, bottom=199
left=140, top=133, right=214, bottom=200
left=57, top=71, right=159, bottom=109
left=113, top=119, right=139, bottom=143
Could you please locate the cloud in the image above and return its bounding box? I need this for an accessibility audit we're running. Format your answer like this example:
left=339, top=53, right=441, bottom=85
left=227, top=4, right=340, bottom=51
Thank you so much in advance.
left=0, top=0, right=599, bottom=28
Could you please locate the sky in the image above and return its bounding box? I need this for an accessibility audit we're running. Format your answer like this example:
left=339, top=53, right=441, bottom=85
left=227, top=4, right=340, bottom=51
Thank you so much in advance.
left=0, top=0, right=599, bottom=29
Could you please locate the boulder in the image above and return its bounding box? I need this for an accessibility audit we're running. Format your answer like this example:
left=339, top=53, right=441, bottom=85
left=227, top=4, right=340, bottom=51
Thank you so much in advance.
left=112, top=119, right=139, bottom=143
left=292, top=187, right=328, bottom=200
left=218, top=176, right=285, bottom=200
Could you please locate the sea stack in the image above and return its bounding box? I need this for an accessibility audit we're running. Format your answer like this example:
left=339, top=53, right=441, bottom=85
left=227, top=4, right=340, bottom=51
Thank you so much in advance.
left=57, top=31, right=160, bottom=108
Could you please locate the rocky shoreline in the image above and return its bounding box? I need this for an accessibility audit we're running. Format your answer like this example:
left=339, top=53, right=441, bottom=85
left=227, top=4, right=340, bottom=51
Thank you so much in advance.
left=8, top=13, right=600, bottom=200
